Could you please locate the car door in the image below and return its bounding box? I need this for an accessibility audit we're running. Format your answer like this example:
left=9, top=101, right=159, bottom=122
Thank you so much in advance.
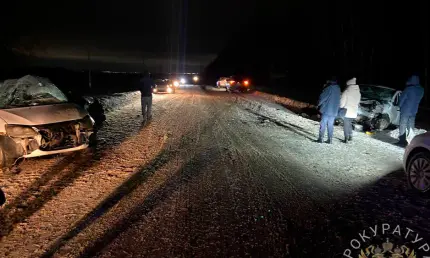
left=390, top=91, right=402, bottom=125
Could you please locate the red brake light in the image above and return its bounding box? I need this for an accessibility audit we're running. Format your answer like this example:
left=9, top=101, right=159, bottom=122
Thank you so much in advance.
left=244, top=80, right=249, bottom=85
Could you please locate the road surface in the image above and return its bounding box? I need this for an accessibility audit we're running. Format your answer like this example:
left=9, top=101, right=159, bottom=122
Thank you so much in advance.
left=1, top=85, right=429, bottom=257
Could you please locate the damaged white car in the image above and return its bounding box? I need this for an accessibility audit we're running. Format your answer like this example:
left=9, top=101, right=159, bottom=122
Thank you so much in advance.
left=356, top=84, right=402, bottom=131
left=0, top=75, right=95, bottom=169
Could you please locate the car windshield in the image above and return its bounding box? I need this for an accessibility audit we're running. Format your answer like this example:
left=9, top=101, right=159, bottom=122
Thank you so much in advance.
left=155, top=79, right=169, bottom=85
left=0, top=75, right=68, bottom=109
left=360, top=85, right=396, bottom=102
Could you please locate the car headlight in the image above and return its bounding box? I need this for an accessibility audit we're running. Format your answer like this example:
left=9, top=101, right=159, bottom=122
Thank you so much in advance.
left=6, top=125, right=39, bottom=137
left=79, top=115, right=95, bottom=130
left=173, top=81, right=179, bottom=87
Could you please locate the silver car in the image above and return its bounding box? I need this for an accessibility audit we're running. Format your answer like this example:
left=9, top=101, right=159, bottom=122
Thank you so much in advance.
left=0, top=75, right=95, bottom=169
left=404, top=132, right=430, bottom=193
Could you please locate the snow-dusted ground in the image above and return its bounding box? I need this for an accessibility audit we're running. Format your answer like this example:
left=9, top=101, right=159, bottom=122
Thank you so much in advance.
left=1, top=85, right=429, bottom=257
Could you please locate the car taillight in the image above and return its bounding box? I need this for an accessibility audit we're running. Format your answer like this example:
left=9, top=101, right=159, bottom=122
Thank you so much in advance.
left=229, top=80, right=235, bottom=84
left=244, top=80, right=249, bottom=86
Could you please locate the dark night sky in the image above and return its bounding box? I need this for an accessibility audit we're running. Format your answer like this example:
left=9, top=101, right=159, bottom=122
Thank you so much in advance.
left=1, top=0, right=429, bottom=91
left=1, top=0, right=257, bottom=72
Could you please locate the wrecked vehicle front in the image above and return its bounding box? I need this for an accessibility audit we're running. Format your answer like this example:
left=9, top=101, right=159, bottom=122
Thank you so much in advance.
left=0, top=75, right=95, bottom=169
left=356, top=85, right=401, bottom=130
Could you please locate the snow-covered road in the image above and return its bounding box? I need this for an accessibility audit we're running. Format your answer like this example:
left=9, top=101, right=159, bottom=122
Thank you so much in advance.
left=0, top=85, right=429, bottom=257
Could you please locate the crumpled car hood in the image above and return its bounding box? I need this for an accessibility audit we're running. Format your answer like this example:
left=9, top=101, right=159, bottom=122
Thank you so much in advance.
left=0, top=103, right=89, bottom=126
left=358, top=99, right=385, bottom=117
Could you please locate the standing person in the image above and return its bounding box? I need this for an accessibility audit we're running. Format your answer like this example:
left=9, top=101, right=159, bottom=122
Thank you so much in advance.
left=139, top=71, right=155, bottom=123
left=340, top=77, right=361, bottom=143
left=316, top=78, right=341, bottom=144
left=397, top=75, right=424, bottom=146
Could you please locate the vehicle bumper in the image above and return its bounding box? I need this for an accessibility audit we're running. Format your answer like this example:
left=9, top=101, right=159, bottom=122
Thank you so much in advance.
left=23, top=144, right=89, bottom=158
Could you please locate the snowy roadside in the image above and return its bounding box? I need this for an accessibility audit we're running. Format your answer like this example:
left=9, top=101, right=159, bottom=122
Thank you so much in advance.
left=250, top=89, right=427, bottom=143
left=85, top=91, right=141, bottom=113
left=231, top=92, right=406, bottom=193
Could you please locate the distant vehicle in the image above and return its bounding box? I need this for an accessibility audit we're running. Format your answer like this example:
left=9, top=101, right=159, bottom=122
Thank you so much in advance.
left=153, top=79, right=175, bottom=94
left=216, top=76, right=251, bottom=92
left=192, top=75, right=199, bottom=84
left=404, top=132, right=430, bottom=193
left=0, top=75, right=95, bottom=170
left=356, top=84, right=402, bottom=131
left=216, top=77, right=231, bottom=88
left=226, top=76, right=251, bottom=93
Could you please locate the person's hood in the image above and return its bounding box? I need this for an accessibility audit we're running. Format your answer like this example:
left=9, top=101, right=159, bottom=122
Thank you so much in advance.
left=406, top=75, right=420, bottom=86
left=346, top=78, right=357, bottom=86
left=327, top=80, right=338, bottom=85
left=0, top=103, right=89, bottom=126
left=345, top=84, right=360, bottom=92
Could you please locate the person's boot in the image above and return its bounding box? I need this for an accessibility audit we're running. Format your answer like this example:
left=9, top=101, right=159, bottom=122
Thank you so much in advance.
left=325, top=138, right=332, bottom=144
left=348, top=135, right=353, bottom=141
left=315, top=138, right=323, bottom=143
left=395, top=140, right=408, bottom=147
left=343, top=138, right=348, bottom=143
left=396, top=134, right=408, bottom=147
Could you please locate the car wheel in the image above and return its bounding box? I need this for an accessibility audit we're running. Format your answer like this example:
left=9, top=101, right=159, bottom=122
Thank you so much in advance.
left=89, top=132, right=97, bottom=147
left=373, top=114, right=390, bottom=131
left=407, top=151, right=430, bottom=193
left=335, top=118, right=344, bottom=126
left=1, top=187, right=5, bottom=206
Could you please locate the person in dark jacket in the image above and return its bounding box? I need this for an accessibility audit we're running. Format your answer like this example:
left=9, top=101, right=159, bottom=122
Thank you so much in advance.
left=316, top=78, right=341, bottom=144
left=397, top=75, right=424, bottom=146
left=139, top=71, right=155, bottom=123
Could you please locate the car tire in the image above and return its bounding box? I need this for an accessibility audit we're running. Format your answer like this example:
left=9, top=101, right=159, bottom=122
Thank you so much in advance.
left=89, top=132, right=97, bottom=147
left=373, top=114, right=390, bottom=131
left=335, top=118, right=344, bottom=126
left=406, top=150, right=430, bottom=193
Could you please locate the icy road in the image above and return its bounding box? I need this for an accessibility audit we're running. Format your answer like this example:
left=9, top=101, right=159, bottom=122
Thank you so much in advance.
left=1, top=85, right=429, bottom=257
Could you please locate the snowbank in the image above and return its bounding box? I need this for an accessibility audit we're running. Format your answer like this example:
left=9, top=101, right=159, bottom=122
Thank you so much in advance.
left=89, top=91, right=140, bottom=113
left=253, top=91, right=316, bottom=112
left=388, top=128, right=427, bottom=141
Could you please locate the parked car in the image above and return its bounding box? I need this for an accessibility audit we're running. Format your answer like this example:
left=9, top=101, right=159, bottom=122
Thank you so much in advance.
left=216, top=76, right=251, bottom=92
left=153, top=79, right=175, bottom=94
left=403, top=132, right=430, bottom=193
left=226, top=75, right=251, bottom=92
left=0, top=75, right=95, bottom=170
left=356, top=84, right=402, bottom=131
left=216, top=77, right=231, bottom=88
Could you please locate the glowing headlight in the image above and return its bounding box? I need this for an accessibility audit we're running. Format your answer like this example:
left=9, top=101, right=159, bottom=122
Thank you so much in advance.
left=5, top=125, right=38, bottom=137
left=153, top=88, right=158, bottom=93
left=173, top=81, right=179, bottom=87
left=180, top=78, right=186, bottom=84
left=193, top=76, right=199, bottom=82
left=167, top=88, right=173, bottom=93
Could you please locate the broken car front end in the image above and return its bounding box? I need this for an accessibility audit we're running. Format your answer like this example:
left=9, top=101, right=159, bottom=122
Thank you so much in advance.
left=1, top=116, right=94, bottom=165
left=0, top=75, right=96, bottom=169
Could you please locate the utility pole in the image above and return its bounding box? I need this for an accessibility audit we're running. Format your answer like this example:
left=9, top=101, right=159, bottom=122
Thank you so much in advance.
left=88, top=50, right=92, bottom=89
